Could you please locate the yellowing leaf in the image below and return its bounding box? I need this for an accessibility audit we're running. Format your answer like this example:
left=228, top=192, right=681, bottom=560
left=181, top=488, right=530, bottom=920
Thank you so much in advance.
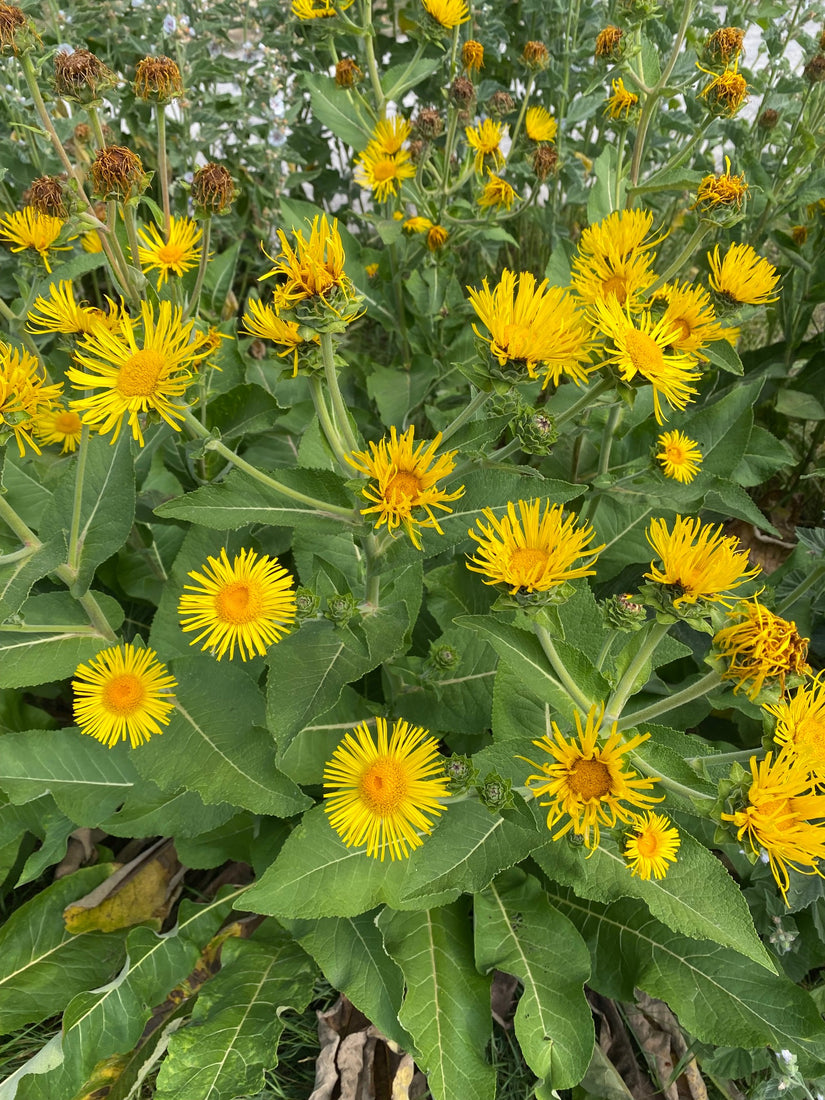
left=64, top=840, right=181, bottom=934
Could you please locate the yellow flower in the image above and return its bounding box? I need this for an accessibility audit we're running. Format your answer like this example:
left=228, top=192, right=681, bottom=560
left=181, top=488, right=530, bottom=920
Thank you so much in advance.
left=655, top=429, right=703, bottom=483
left=0, top=340, right=63, bottom=456
left=465, top=118, right=505, bottom=174
left=26, top=280, right=103, bottom=336
left=694, top=156, right=747, bottom=209
left=605, top=77, right=638, bottom=120
left=354, top=146, right=416, bottom=203
left=698, top=61, right=748, bottom=116
left=323, top=717, right=451, bottom=860
left=137, top=216, right=203, bottom=289
left=371, top=116, right=411, bottom=154
left=525, top=105, right=557, bottom=143
left=707, top=242, right=780, bottom=306
left=346, top=425, right=464, bottom=550
left=466, top=498, right=604, bottom=594
left=365, top=262, right=379, bottom=278
left=579, top=208, right=664, bottom=262
left=714, top=599, right=810, bottom=700
left=241, top=298, right=319, bottom=375
left=420, top=0, right=468, bottom=28
left=522, top=704, right=662, bottom=850
left=404, top=216, right=433, bottom=234
left=624, top=812, right=681, bottom=880
left=655, top=280, right=726, bottom=360
left=0, top=206, right=75, bottom=272
left=595, top=25, right=623, bottom=59
left=178, top=547, right=297, bottom=661
left=571, top=209, right=663, bottom=310
left=768, top=675, right=825, bottom=779
left=721, top=749, right=825, bottom=903
left=427, top=224, right=448, bottom=251
left=592, top=297, right=702, bottom=423
left=292, top=0, right=353, bottom=17
left=260, top=215, right=360, bottom=322
left=462, top=39, right=484, bottom=74
left=468, top=269, right=596, bottom=387
left=81, top=229, right=103, bottom=254
left=706, top=26, right=744, bottom=63
left=67, top=300, right=212, bottom=446
left=33, top=404, right=84, bottom=453
left=477, top=172, right=518, bottom=211
left=72, top=643, right=177, bottom=749
left=645, top=515, right=760, bottom=609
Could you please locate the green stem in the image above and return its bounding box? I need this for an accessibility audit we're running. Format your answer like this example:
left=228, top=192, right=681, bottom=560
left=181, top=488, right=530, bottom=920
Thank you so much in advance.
left=361, top=0, right=385, bottom=116
left=383, top=41, right=426, bottom=101
left=595, top=633, right=613, bottom=672
left=645, top=221, right=712, bottom=297
left=122, top=202, right=143, bottom=271
left=439, top=389, right=490, bottom=444
left=156, top=106, right=171, bottom=235
left=183, top=217, right=211, bottom=321
left=309, top=374, right=353, bottom=473
left=535, top=623, right=593, bottom=712
left=87, top=104, right=107, bottom=149
left=0, top=493, right=40, bottom=549
left=0, top=622, right=100, bottom=634
left=364, top=532, right=382, bottom=607
left=67, top=423, right=90, bottom=573
left=320, top=331, right=358, bottom=453
left=509, top=73, right=535, bottom=153
left=0, top=546, right=35, bottom=565
left=620, top=669, right=722, bottom=730
left=582, top=403, right=623, bottom=525
left=643, top=115, right=713, bottom=183
left=776, top=561, right=825, bottom=616
left=604, top=620, right=671, bottom=725
left=554, top=376, right=614, bottom=428
left=437, top=106, right=461, bottom=223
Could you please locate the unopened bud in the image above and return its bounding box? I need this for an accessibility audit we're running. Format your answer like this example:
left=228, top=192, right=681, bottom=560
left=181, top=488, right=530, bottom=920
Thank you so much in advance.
left=792, top=224, right=808, bottom=245
left=515, top=409, right=558, bottom=454
left=444, top=754, right=478, bottom=792
left=758, top=107, right=779, bottom=130
left=294, top=586, right=320, bottom=620
left=477, top=773, right=514, bottom=812
left=429, top=642, right=459, bottom=670
left=602, top=592, right=648, bottom=631
left=325, top=591, right=357, bottom=624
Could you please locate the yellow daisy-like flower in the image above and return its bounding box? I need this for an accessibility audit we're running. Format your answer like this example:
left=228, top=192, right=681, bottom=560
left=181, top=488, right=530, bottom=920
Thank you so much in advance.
left=241, top=298, right=319, bottom=376
left=292, top=0, right=354, bottom=18
left=346, top=425, right=464, bottom=550
left=0, top=206, right=75, bottom=272
left=354, top=143, right=417, bottom=201
left=713, top=599, right=810, bottom=700
left=33, top=404, right=84, bottom=453
left=67, top=300, right=212, bottom=446
left=768, top=675, right=825, bottom=779
left=694, top=156, right=747, bottom=209
left=707, top=242, right=780, bottom=306
left=371, top=117, right=411, bottom=155
left=72, top=643, right=177, bottom=749
left=721, top=748, right=825, bottom=903
left=466, top=498, right=604, bottom=594
left=698, top=61, right=748, bottom=116
left=624, top=811, right=681, bottom=880
left=468, top=269, right=596, bottom=387
left=260, top=215, right=359, bottom=321
left=324, top=717, right=451, bottom=861
left=462, top=39, right=484, bottom=74
left=81, top=229, right=103, bottom=254
left=477, top=172, right=518, bottom=211
left=579, top=208, right=664, bottom=262
left=645, top=515, right=761, bottom=609
left=522, top=704, right=662, bottom=850
left=592, top=297, right=702, bottom=424
left=178, top=546, right=297, bottom=661
left=0, top=340, right=63, bottom=456
left=26, top=280, right=104, bottom=336
left=465, top=118, right=505, bottom=174
left=655, top=429, right=703, bottom=484
left=656, top=281, right=726, bottom=359
left=426, top=225, right=448, bottom=251
left=137, top=216, right=203, bottom=289
left=525, top=105, right=557, bottom=143
left=605, top=77, right=638, bottom=120
left=571, top=209, right=663, bottom=310
left=404, top=216, right=433, bottom=235
left=420, top=0, right=468, bottom=29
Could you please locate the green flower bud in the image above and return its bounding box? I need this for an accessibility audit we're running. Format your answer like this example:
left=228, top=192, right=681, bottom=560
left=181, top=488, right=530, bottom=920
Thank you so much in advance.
left=602, top=592, right=648, bottom=631
left=325, top=591, right=358, bottom=624
left=444, top=754, right=479, bottom=793
left=514, top=409, right=558, bottom=455
left=476, top=772, right=515, bottom=812
left=294, top=586, right=320, bottom=620
left=428, top=642, right=460, bottom=671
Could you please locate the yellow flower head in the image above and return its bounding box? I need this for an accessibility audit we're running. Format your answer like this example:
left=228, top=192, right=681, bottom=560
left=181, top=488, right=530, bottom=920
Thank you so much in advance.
left=592, top=297, right=703, bottom=423
left=241, top=298, right=319, bottom=376
left=525, top=105, right=557, bottom=143
left=465, top=118, right=505, bottom=174
left=324, top=717, right=451, bottom=860
left=26, top=280, right=105, bottom=337
left=372, top=116, right=411, bottom=155
left=82, top=228, right=104, bottom=254
left=655, top=280, right=726, bottom=359
left=694, top=156, right=747, bottom=209
left=462, top=39, right=484, bottom=74
left=260, top=215, right=359, bottom=321
left=0, top=341, right=63, bottom=456
left=468, top=269, right=596, bottom=387
left=714, top=599, right=810, bottom=700
left=605, top=77, right=638, bottom=120
left=645, top=515, right=761, bottom=609
left=0, top=206, right=74, bottom=272
left=292, top=0, right=354, bottom=18
left=655, top=430, right=703, bottom=484
left=721, top=748, right=825, bottom=903
left=72, top=643, right=177, bottom=749
left=707, top=242, right=780, bottom=306
left=768, top=675, right=825, bottom=779
left=466, top=498, right=604, bottom=594
left=67, top=300, right=212, bottom=446
left=698, top=61, right=748, bottom=116
left=420, top=0, right=468, bottom=29
left=427, top=224, right=448, bottom=251
left=571, top=209, right=663, bottom=310
left=477, top=172, right=518, bottom=211
left=33, top=404, right=84, bottom=453
left=595, top=25, right=623, bottom=59
left=579, top=208, right=664, bottom=263
left=178, top=547, right=297, bottom=661
left=354, top=143, right=417, bottom=201
left=346, top=425, right=464, bottom=550
left=404, top=216, right=433, bottom=235
left=522, top=704, right=662, bottom=849
left=137, top=216, right=203, bottom=289
left=706, top=26, right=745, bottom=64
left=624, top=812, right=681, bottom=880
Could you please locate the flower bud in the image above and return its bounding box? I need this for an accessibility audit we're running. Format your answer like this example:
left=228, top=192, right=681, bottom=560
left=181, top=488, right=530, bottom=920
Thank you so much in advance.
left=522, top=40, right=549, bottom=70
left=192, top=162, right=236, bottom=216
left=444, top=754, right=479, bottom=793
left=515, top=408, right=558, bottom=454
left=134, top=54, right=184, bottom=101
left=594, top=25, right=623, bottom=59
left=602, top=592, right=648, bottom=631
left=325, top=591, right=358, bottom=624
left=413, top=107, right=444, bottom=140
left=335, top=57, right=362, bottom=87
left=73, top=122, right=92, bottom=145
left=54, top=48, right=118, bottom=104
left=25, top=174, right=68, bottom=217
left=408, top=138, right=425, bottom=163
left=429, top=642, right=459, bottom=671
left=427, top=224, right=448, bottom=251
left=758, top=107, right=779, bottom=130
left=792, top=224, right=808, bottom=245
left=477, top=772, right=515, bottom=812
left=462, top=39, right=484, bottom=74
left=294, top=586, right=321, bottom=620
left=91, top=145, right=148, bottom=201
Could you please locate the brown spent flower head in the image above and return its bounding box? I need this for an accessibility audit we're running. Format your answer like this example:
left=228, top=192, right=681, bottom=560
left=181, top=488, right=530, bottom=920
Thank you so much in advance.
left=804, top=54, right=825, bottom=84
left=73, top=122, right=92, bottom=145
left=759, top=107, right=779, bottom=130
left=408, top=138, right=425, bottom=163
left=449, top=75, right=476, bottom=106
left=706, top=26, right=744, bottom=64
left=595, top=25, right=623, bottom=59
left=91, top=145, right=147, bottom=201
left=0, top=2, right=35, bottom=54
left=414, top=107, right=444, bottom=140
left=335, top=57, right=363, bottom=87
left=192, top=162, right=236, bottom=216
left=462, top=39, right=484, bottom=74
left=54, top=48, right=117, bottom=103
left=134, top=55, right=184, bottom=101
left=488, top=90, right=516, bottom=116
left=25, top=175, right=68, bottom=218
left=523, top=40, right=550, bottom=70
left=532, top=143, right=559, bottom=180
left=792, top=224, right=809, bottom=246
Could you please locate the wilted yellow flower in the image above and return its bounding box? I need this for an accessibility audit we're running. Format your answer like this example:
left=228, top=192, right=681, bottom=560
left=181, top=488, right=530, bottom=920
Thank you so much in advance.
left=137, top=216, right=203, bottom=288
left=714, top=599, right=810, bottom=699
left=706, top=26, right=744, bottom=64
left=241, top=298, right=319, bottom=375
left=525, top=105, right=557, bottom=143
left=624, top=812, right=681, bottom=880
left=0, top=206, right=74, bottom=272
left=133, top=55, right=183, bottom=101
left=427, top=224, right=448, bottom=251
left=0, top=341, right=63, bottom=456
left=462, top=39, right=484, bottom=74
left=260, top=215, right=359, bottom=321
left=335, top=57, right=363, bottom=87
left=694, top=156, right=747, bottom=209
left=655, top=430, right=703, bottom=484
left=420, top=0, right=468, bottom=27
left=699, top=61, right=748, bottom=116
left=477, top=172, right=518, bottom=211
left=707, top=242, right=780, bottom=306
left=465, top=118, right=505, bottom=174
left=768, top=675, right=825, bottom=779
left=605, top=77, right=638, bottom=120
left=522, top=40, right=549, bottom=69
left=595, top=25, right=623, bottom=59
left=645, top=515, right=760, bottom=609
left=72, top=644, right=177, bottom=749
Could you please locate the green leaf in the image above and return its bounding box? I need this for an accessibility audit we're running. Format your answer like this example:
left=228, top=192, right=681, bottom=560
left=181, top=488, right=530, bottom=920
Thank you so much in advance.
left=704, top=476, right=779, bottom=535
left=10, top=797, right=76, bottom=888
left=282, top=911, right=411, bottom=1049
left=732, top=426, right=794, bottom=487
left=203, top=240, right=241, bottom=314
left=0, top=865, right=126, bottom=1031
left=377, top=900, right=495, bottom=1100
left=40, top=432, right=136, bottom=597
left=704, top=339, right=744, bottom=376
left=133, top=658, right=310, bottom=817
left=475, top=870, right=593, bottom=1089
left=99, top=783, right=238, bottom=839
left=205, top=384, right=283, bottom=442
left=302, top=72, right=372, bottom=148
left=0, top=532, right=66, bottom=622
left=383, top=54, right=442, bottom=98
left=681, top=380, right=762, bottom=476
left=776, top=388, right=825, bottom=421
left=398, top=631, right=496, bottom=735
left=587, top=146, right=620, bottom=223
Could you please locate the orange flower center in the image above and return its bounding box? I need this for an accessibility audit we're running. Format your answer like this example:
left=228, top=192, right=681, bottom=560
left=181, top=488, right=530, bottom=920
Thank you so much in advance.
left=568, top=757, right=612, bottom=800
left=102, top=673, right=145, bottom=715
left=373, top=159, right=399, bottom=182
left=602, top=275, right=628, bottom=304
left=672, top=317, right=691, bottom=341
left=55, top=410, right=82, bottom=435
left=634, top=829, right=662, bottom=857
left=359, top=758, right=407, bottom=814
left=386, top=470, right=421, bottom=506
left=215, top=580, right=263, bottom=624
left=156, top=241, right=187, bottom=266
left=666, top=443, right=686, bottom=463
left=624, top=328, right=663, bottom=378
left=509, top=546, right=548, bottom=582
left=118, top=349, right=165, bottom=397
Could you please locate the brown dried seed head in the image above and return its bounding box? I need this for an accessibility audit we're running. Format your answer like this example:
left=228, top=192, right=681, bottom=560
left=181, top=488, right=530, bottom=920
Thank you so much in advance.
left=488, top=90, right=515, bottom=116
left=758, top=107, right=779, bottom=129
left=73, top=122, right=92, bottom=144
left=54, top=48, right=117, bottom=100
left=449, top=75, right=475, bottom=105
left=522, top=40, right=549, bottom=70
left=335, top=58, right=362, bottom=87
left=192, top=162, right=236, bottom=215
left=91, top=145, right=146, bottom=200
left=595, top=25, right=623, bottom=59
left=414, top=107, right=444, bottom=139
left=804, top=54, right=825, bottom=84
left=25, top=174, right=69, bottom=217
left=134, top=55, right=183, bottom=100
left=0, top=2, right=28, bottom=52
left=532, top=144, right=559, bottom=180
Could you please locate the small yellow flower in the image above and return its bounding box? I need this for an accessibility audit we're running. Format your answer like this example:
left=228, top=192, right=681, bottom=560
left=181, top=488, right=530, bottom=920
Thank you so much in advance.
left=707, top=242, right=780, bottom=306
left=524, top=105, right=557, bottom=143
left=346, top=425, right=464, bottom=550
left=465, top=118, right=505, bottom=174
left=241, top=298, right=319, bottom=375
left=477, top=172, right=518, bottom=211
left=655, top=430, right=702, bottom=484
left=426, top=225, right=448, bottom=251
left=694, top=156, right=748, bottom=209
left=33, top=404, right=84, bottom=453
left=324, top=717, right=451, bottom=860
left=462, top=39, right=484, bottom=74
left=656, top=280, right=726, bottom=359
left=0, top=206, right=75, bottom=272
left=645, top=515, right=760, bottom=609
left=72, top=644, right=177, bottom=749
left=292, top=0, right=354, bottom=18
left=26, top=280, right=103, bottom=336
left=365, top=262, right=379, bottom=278
left=260, top=215, right=360, bottom=322
left=371, top=116, right=411, bottom=154
left=404, top=216, right=433, bottom=234
left=81, top=229, right=104, bottom=254
left=768, top=675, right=825, bottom=779
left=522, top=704, right=662, bottom=850
left=420, top=0, right=468, bottom=29
left=466, top=498, right=604, bottom=594
left=0, top=340, right=63, bottom=456
left=624, top=812, right=681, bottom=880
left=178, top=547, right=297, bottom=661
left=137, top=216, right=203, bottom=289
left=714, top=599, right=810, bottom=700
left=698, top=61, right=748, bottom=116
left=605, top=77, right=638, bottom=120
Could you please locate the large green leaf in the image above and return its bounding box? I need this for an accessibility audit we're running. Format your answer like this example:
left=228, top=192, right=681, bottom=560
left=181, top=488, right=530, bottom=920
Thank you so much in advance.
left=0, top=531, right=66, bottom=622
left=0, top=865, right=126, bottom=1031
left=154, top=922, right=316, bottom=1100
left=302, top=71, right=372, bottom=148
left=681, top=380, right=762, bottom=477
left=377, top=901, right=495, bottom=1100
left=475, top=871, right=593, bottom=1090
left=99, top=783, right=239, bottom=838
